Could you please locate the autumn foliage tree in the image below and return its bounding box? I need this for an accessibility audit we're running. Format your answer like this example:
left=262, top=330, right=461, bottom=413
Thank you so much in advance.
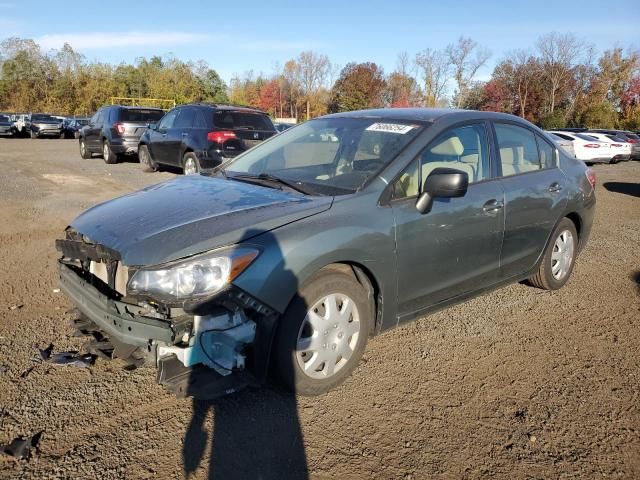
left=329, top=62, right=387, bottom=112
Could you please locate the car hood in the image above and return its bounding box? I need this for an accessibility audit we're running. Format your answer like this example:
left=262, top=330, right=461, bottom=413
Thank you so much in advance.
left=69, top=175, right=333, bottom=266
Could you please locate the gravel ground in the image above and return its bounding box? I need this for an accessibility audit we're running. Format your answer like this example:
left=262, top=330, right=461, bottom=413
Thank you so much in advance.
left=0, top=138, right=639, bottom=479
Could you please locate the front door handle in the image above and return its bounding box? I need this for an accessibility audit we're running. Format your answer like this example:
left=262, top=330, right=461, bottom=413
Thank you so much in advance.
left=182, top=132, right=189, bottom=136
left=548, top=182, right=563, bottom=193
left=482, top=199, right=504, bottom=214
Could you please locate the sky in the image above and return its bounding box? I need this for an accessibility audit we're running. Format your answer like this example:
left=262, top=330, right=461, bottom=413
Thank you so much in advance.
left=1, top=0, right=638, bottom=84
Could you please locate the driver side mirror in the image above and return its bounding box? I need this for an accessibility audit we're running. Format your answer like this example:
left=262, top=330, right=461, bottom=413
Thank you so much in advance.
left=415, top=167, right=469, bottom=214
left=147, top=122, right=158, bottom=130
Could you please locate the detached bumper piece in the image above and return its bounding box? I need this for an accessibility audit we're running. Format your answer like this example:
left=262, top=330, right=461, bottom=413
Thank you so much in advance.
left=157, top=356, right=254, bottom=399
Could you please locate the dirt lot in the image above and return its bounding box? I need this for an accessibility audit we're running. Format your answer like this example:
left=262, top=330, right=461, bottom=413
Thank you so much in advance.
left=0, top=138, right=638, bottom=479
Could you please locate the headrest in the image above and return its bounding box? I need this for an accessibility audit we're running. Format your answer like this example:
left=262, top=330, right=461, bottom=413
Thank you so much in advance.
left=431, top=136, right=464, bottom=156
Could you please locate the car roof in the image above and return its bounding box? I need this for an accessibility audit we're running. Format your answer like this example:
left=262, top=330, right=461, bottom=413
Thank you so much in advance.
left=322, top=107, right=530, bottom=125
left=182, top=103, right=268, bottom=114
left=112, top=105, right=164, bottom=111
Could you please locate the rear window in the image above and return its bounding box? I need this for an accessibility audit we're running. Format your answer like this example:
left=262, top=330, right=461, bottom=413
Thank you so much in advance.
left=213, top=111, right=274, bottom=131
left=576, top=133, right=601, bottom=141
left=119, top=109, right=164, bottom=122
left=625, top=133, right=639, bottom=140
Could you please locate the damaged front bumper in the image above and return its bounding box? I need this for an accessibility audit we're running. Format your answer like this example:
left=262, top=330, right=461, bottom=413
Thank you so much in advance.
left=58, top=261, right=278, bottom=399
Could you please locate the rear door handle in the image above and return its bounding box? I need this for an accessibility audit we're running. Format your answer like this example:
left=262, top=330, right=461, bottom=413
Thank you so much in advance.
left=182, top=132, right=189, bottom=136
left=482, top=199, right=504, bottom=214
left=548, top=182, right=563, bottom=193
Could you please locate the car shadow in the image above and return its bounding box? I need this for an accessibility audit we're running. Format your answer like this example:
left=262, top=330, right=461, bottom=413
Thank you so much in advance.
left=603, top=182, right=640, bottom=198
left=182, top=228, right=309, bottom=479
left=632, top=271, right=640, bottom=295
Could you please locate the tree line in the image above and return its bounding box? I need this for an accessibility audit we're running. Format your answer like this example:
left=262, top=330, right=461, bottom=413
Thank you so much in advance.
left=1, top=33, right=639, bottom=129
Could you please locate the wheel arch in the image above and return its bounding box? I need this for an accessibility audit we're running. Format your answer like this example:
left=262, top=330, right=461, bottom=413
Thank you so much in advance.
left=565, top=211, right=582, bottom=240
left=298, top=261, right=382, bottom=336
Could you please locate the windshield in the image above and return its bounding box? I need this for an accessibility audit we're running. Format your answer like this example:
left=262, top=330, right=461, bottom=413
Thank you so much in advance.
left=31, top=114, right=55, bottom=121
left=223, top=117, right=423, bottom=193
left=120, top=109, right=164, bottom=122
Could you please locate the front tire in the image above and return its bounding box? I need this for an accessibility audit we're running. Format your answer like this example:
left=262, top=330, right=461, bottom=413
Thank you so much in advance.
left=529, top=218, right=578, bottom=290
left=79, top=139, right=92, bottom=159
left=139, top=145, right=157, bottom=172
left=274, top=268, right=372, bottom=396
left=102, top=140, right=117, bottom=164
left=183, top=152, right=200, bottom=175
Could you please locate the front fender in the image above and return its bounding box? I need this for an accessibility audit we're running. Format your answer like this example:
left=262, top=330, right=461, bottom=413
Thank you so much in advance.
left=233, top=193, right=398, bottom=330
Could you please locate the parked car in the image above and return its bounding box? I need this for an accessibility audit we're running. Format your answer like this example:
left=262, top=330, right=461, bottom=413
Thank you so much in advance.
left=78, top=106, right=165, bottom=163
left=547, top=131, right=615, bottom=164
left=0, top=114, right=14, bottom=137
left=56, top=108, right=595, bottom=398
left=64, top=118, right=89, bottom=139
left=29, top=113, right=64, bottom=138
left=548, top=132, right=575, bottom=158
left=138, top=104, right=277, bottom=175
left=589, top=129, right=640, bottom=160
left=11, top=113, right=30, bottom=137
left=274, top=122, right=295, bottom=133
left=582, top=132, right=631, bottom=162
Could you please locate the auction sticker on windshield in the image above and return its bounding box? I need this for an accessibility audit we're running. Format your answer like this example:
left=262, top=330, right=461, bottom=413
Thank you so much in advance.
left=365, top=123, right=416, bottom=134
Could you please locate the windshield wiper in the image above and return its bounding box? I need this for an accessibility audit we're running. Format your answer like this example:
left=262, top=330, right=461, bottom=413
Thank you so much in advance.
left=230, top=173, right=311, bottom=194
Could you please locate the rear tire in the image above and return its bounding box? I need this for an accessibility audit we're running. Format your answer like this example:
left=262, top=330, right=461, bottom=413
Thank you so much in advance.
left=274, top=268, right=372, bottom=396
left=79, top=138, right=92, bottom=159
left=529, top=218, right=578, bottom=290
left=183, top=152, right=200, bottom=175
left=102, top=140, right=117, bottom=164
left=139, top=145, right=157, bottom=172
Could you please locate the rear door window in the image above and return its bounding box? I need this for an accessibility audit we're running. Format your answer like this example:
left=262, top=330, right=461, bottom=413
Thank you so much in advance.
left=536, top=135, right=556, bottom=168
left=495, top=123, right=541, bottom=177
left=174, top=108, right=195, bottom=129
left=120, top=109, right=165, bottom=122
left=213, top=111, right=274, bottom=131
left=193, top=109, right=208, bottom=129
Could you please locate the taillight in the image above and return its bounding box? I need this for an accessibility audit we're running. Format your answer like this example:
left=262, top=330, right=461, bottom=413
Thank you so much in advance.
left=207, top=131, right=236, bottom=143
left=611, top=144, right=622, bottom=148
left=628, top=139, right=638, bottom=144
left=585, top=168, right=596, bottom=189
left=583, top=143, right=600, bottom=148
left=114, top=123, right=125, bottom=135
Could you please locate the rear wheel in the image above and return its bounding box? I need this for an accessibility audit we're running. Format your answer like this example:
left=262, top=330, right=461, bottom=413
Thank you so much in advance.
left=183, top=152, right=200, bottom=175
left=274, top=268, right=372, bottom=395
left=139, top=145, right=157, bottom=172
left=102, top=140, right=117, bottom=164
left=529, top=218, right=578, bottom=290
left=79, top=139, right=92, bottom=159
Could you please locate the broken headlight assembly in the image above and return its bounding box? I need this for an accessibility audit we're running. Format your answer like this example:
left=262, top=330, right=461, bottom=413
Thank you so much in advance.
left=127, top=247, right=259, bottom=303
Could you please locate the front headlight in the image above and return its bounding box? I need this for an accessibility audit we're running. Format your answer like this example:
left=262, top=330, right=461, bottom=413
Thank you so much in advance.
left=127, top=247, right=259, bottom=302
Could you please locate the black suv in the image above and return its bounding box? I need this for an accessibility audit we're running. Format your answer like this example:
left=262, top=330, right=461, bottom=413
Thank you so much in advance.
left=138, top=104, right=276, bottom=175
left=79, top=106, right=165, bottom=163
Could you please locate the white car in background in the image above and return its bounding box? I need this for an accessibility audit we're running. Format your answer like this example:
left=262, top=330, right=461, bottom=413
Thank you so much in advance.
left=548, top=133, right=575, bottom=158
left=547, top=131, right=615, bottom=164
left=582, top=132, right=632, bottom=163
